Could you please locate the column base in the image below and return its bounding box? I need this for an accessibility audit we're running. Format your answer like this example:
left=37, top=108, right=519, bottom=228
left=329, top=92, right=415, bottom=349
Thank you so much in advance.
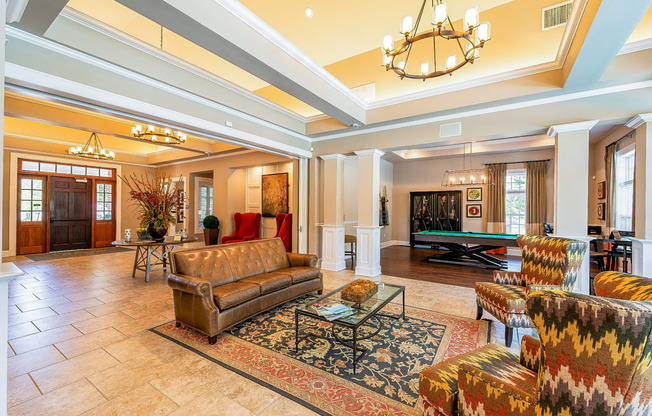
left=320, top=225, right=346, bottom=271
left=632, top=239, right=652, bottom=278
left=355, top=226, right=382, bottom=278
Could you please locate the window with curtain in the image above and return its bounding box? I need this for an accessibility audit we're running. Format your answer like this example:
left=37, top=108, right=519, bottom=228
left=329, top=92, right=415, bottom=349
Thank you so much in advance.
left=614, top=146, right=635, bottom=231
left=505, top=169, right=527, bottom=234
left=197, top=181, right=214, bottom=231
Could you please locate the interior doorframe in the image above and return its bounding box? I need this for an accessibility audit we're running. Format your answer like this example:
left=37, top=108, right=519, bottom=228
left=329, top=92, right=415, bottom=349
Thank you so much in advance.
left=8, top=152, right=122, bottom=257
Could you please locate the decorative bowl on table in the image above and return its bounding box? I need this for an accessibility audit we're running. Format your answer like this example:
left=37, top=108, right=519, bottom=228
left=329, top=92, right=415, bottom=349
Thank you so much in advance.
left=341, top=279, right=378, bottom=305
left=136, top=228, right=150, bottom=240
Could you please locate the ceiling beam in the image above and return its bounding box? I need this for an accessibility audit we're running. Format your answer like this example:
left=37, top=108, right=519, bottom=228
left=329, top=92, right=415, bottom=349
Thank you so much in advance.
left=114, top=0, right=366, bottom=127
left=9, top=0, right=69, bottom=35
left=563, top=0, right=650, bottom=88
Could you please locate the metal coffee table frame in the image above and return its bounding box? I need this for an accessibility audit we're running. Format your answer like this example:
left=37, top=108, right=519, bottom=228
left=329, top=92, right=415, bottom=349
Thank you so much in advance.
left=295, top=284, right=405, bottom=374
left=112, top=237, right=197, bottom=282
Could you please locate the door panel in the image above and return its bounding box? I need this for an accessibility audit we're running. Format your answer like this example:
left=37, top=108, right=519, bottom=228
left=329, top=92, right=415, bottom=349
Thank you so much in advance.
left=50, top=177, right=92, bottom=251
left=17, top=175, right=46, bottom=255
left=94, top=181, right=116, bottom=247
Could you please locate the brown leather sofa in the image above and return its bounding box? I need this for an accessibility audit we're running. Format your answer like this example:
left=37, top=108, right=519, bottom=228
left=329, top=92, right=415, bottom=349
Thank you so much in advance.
left=168, top=237, right=322, bottom=344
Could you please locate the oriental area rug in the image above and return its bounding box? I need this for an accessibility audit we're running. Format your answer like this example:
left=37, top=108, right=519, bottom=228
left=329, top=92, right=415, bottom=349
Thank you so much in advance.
left=152, top=296, right=490, bottom=416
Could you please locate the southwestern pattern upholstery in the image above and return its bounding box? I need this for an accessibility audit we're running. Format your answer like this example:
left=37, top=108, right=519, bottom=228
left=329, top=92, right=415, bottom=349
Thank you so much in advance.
left=475, top=235, right=587, bottom=346
left=419, top=272, right=652, bottom=416
left=168, top=238, right=322, bottom=344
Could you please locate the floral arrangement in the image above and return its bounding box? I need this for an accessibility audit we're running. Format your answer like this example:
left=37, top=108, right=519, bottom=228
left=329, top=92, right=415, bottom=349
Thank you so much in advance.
left=120, top=172, right=180, bottom=229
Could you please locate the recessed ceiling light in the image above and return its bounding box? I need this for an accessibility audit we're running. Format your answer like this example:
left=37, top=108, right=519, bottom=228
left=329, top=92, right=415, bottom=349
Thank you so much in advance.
left=304, top=7, right=314, bottom=18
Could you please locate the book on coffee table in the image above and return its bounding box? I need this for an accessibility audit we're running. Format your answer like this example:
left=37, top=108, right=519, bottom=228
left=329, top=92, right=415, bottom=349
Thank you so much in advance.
left=309, top=301, right=356, bottom=321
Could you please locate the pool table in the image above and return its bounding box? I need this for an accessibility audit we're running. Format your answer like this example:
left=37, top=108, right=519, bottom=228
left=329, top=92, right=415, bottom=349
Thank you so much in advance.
left=412, top=230, right=520, bottom=269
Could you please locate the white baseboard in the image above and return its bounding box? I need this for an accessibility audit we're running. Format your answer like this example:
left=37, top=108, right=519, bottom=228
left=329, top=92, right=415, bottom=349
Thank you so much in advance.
left=2, top=250, right=12, bottom=258
left=380, top=240, right=411, bottom=249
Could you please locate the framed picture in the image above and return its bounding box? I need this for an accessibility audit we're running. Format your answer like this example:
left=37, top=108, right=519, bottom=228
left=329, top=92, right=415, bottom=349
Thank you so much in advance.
left=466, top=204, right=482, bottom=218
left=597, top=181, right=605, bottom=199
left=261, top=173, right=289, bottom=217
left=467, top=187, right=482, bottom=201
left=598, top=202, right=605, bottom=220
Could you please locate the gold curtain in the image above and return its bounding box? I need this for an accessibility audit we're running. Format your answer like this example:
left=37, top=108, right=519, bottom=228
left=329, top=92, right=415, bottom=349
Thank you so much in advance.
left=604, top=142, right=618, bottom=229
left=487, top=164, right=506, bottom=233
left=525, top=161, right=548, bottom=235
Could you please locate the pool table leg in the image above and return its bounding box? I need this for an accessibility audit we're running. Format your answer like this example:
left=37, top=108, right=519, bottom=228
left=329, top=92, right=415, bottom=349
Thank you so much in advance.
left=505, top=327, right=514, bottom=348
left=475, top=305, right=483, bottom=320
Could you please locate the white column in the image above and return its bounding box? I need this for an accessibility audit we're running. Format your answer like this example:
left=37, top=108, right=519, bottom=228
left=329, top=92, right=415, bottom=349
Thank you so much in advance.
left=627, top=113, right=652, bottom=276
left=1, top=10, right=25, bottom=413
left=320, top=154, right=346, bottom=271
left=548, top=120, right=598, bottom=294
left=297, top=158, right=309, bottom=254
left=354, top=149, right=384, bottom=278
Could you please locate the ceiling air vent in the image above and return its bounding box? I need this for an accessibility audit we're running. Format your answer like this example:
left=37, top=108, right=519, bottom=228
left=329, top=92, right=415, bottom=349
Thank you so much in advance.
left=440, top=122, right=462, bottom=138
left=542, top=1, right=573, bottom=31
left=352, top=83, right=376, bottom=102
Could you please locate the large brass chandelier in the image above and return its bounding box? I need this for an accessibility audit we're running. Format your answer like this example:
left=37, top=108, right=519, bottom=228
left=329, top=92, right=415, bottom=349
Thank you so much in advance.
left=132, top=124, right=188, bottom=144
left=381, top=0, right=491, bottom=80
left=68, top=132, right=115, bottom=160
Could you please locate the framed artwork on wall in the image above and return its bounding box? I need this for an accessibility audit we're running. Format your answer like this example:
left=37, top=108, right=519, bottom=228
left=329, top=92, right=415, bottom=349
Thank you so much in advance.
left=466, top=204, right=482, bottom=218
left=597, top=181, right=605, bottom=199
left=467, top=187, right=482, bottom=201
left=598, top=202, right=605, bottom=220
left=261, top=173, right=289, bottom=217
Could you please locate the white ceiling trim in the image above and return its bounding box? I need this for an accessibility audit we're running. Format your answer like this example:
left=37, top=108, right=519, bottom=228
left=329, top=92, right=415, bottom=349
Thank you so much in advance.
left=4, top=146, right=152, bottom=167
left=312, top=79, right=652, bottom=142
left=6, top=62, right=313, bottom=158
left=215, top=0, right=368, bottom=110
left=154, top=149, right=257, bottom=167
left=7, top=27, right=312, bottom=144
left=59, top=8, right=311, bottom=125
left=618, top=37, right=652, bottom=56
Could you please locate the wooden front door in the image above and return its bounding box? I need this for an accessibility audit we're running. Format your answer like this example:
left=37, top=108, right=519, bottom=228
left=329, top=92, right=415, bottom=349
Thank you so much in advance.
left=50, top=177, right=92, bottom=251
left=94, top=181, right=116, bottom=247
left=17, top=175, right=47, bottom=255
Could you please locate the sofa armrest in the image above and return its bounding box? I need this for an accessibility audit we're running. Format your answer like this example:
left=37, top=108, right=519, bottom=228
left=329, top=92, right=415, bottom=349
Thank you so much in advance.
left=242, top=233, right=258, bottom=241
left=519, top=335, right=541, bottom=373
left=493, top=271, right=525, bottom=286
left=594, top=271, right=652, bottom=301
left=287, top=253, right=319, bottom=268
left=168, top=273, right=213, bottom=298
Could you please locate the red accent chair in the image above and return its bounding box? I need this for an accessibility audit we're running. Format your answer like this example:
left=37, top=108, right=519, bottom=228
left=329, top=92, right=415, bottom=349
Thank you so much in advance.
left=275, top=213, right=292, bottom=252
left=221, top=212, right=261, bottom=244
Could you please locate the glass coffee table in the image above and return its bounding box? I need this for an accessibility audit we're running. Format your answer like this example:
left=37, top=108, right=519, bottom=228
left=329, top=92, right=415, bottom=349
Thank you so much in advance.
left=295, top=282, right=405, bottom=374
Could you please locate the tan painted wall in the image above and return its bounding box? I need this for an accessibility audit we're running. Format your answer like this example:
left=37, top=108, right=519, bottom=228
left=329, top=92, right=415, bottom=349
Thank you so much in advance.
left=380, top=159, right=394, bottom=243
left=392, top=149, right=555, bottom=242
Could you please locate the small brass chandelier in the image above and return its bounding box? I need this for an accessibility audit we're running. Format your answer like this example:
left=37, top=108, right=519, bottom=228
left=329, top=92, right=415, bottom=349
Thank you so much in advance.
left=381, top=0, right=491, bottom=80
left=68, top=132, right=115, bottom=160
left=132, top=124, right=188, bottom=144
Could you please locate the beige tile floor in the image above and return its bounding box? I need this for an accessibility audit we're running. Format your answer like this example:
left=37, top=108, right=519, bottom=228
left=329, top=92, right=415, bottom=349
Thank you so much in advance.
left=3, top=247, right=532, bottom=415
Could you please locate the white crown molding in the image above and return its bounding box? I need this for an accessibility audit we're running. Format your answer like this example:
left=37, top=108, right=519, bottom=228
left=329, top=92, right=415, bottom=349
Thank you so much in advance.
left=312, top=79, right=652, bottom=142
left=354, top=149, right=385, bottom=157
left=554, top=0, right=588, bottom=67
left=625, top=113, right=652, bottom=129
left=547, top=120, right=600, bottom=137
left=618, top=38, right=652, bottom=56
left=3, top=146, right=152, bottom=167
left=59, top=8, right=312, bottom=125
left=319, top=153, right=347, bottom=161
left=154, top=149, right=256, bottom=167
left=214, top=0, right=368, bottom=110
left=6, top=62, right=312, bottom=158
left=7, top=26, right=312, bottom=145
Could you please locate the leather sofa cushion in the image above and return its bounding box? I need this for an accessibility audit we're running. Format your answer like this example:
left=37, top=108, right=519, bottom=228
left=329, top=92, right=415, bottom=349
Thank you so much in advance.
left=172, top=248, right=235, bottom=287
left=285, top=267, right=320, bottom=284
left=213, top=282, right=260, bottom=310
left=254, top=238, right=290, bottom=272
left=222, top=244, right=266, bottom=279
left=240, top=272, right=292, bottom=295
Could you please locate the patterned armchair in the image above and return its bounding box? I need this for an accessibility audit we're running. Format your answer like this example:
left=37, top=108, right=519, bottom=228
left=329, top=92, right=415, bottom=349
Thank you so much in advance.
left=419, top=271, right=652, bottom=416
left=475, top=235, right=586, bottom=346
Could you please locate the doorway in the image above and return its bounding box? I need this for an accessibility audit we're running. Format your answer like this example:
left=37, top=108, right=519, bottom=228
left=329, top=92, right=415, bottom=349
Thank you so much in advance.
left=49, top=177, right=92, bottom=251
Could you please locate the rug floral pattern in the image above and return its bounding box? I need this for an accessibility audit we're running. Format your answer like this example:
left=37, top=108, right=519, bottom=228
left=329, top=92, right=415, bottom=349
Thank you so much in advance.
left=153, top=295, right=489, bottom=416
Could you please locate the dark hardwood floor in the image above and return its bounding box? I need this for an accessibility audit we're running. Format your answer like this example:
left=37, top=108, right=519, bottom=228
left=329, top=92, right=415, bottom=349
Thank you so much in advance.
left=375, top=246, right=522, bottom=288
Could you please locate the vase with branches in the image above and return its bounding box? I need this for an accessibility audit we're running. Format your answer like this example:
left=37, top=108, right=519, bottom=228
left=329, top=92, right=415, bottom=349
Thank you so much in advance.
left=121, top=172, right=180, bottom=241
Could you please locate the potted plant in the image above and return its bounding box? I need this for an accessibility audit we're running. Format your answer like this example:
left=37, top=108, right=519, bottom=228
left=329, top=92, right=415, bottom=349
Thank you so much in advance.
left=203, top=215, right=220, bottom=246
left=121, top=172, right=180, bottom=242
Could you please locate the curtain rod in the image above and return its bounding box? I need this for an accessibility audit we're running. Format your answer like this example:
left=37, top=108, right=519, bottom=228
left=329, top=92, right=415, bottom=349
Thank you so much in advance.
left=483, top=159, right=550, bottom=166
left=606, top=131, right=634, bottom=149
